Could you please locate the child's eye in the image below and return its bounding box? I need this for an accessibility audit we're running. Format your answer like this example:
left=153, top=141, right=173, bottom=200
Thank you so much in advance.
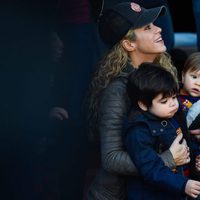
left=160, top=99, right=167, bottom=104
left=191, top=74, right=197, bottom=79
left=172, top=95, right=177, bottom=99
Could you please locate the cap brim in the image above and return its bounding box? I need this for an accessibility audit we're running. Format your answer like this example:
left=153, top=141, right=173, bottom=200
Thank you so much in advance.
left=134, top=6, right=166, bottom=29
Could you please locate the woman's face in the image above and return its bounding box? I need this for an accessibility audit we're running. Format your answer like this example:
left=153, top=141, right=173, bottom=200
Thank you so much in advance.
left=132, top=23, right=166, bottom=56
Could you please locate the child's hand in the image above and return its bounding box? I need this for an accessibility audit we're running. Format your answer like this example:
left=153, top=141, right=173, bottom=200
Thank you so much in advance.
left=190, top=129, right=200, bottom=142
left=196, top=155, right=200, bottom=172
left=185, top=180, right=200, bottom=198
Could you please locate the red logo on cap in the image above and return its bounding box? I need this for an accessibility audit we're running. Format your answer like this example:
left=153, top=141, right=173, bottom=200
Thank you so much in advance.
left=131, top=3, right=141, bottom=12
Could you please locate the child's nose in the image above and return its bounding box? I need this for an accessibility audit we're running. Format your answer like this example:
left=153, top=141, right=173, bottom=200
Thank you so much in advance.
left=196, top=78, right=200, bottom=86
left=170, top=99, right=177, bottom=106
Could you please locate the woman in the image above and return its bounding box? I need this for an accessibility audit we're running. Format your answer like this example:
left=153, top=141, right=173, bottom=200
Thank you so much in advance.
left=87, top=2, right=190, bottom=200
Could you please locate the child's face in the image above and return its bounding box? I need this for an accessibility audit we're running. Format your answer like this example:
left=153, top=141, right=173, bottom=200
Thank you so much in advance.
left=182, top=70, right=200, bottom=97
left=148, top=94, right=179, bottom=119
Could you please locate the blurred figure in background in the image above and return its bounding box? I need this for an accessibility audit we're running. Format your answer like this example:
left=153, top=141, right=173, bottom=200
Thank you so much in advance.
left=0, top=1, right=56, bottom=199
left=49, top=0, right=105, bottom=199
left=193, top=0, right=200, bottom=51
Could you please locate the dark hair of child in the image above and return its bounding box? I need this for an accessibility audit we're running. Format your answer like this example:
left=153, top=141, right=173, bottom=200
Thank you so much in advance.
left=127, top=62, right=179, bottom=109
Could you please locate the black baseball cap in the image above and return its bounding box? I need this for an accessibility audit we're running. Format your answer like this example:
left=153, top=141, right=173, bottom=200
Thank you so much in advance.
left=98, top=2, right=166, bottom=47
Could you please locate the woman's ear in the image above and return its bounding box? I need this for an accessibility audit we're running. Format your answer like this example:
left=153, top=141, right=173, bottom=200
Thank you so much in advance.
left=121, top=40, right=135, bottom=51
left=138, top=101, right=148, bottom=111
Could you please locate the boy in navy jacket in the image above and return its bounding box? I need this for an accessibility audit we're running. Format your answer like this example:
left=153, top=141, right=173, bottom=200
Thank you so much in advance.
left=124, top=63, right=200, bottom=200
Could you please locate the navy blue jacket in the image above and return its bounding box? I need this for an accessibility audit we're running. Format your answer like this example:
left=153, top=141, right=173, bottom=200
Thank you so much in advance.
left=124, top=109, right=190, bottom=200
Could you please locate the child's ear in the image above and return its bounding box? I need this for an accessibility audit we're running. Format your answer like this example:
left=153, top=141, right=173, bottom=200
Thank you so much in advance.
left=138, top=101, right=148, bottom=111
left=181, top=72, right=185, bottom=83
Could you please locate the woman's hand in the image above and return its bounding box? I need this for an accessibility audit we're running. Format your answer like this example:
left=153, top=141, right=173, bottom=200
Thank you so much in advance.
left=169, top=133, right=190, bottom=166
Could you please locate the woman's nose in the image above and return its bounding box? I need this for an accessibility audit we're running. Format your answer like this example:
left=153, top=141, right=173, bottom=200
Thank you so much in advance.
left=153, top=24, right=162, bottom=33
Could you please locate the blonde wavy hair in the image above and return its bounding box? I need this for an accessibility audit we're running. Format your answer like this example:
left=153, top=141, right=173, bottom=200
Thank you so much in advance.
left=88, top=29, right=177, bottom=140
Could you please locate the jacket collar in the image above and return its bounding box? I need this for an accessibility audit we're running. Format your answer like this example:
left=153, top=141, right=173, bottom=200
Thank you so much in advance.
left=127, top=108, right=173, bottom=132
left=120, top=62, right=135, bottom=77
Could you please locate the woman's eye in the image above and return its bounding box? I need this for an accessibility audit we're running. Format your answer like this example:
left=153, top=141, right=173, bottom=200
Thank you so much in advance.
left=144, top=25, right=151, bottom=30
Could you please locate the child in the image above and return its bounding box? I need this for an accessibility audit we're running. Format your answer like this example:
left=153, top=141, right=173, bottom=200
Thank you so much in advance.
left=179, top=52, right=200, bottom=130
left=124, top=63, right=200, bottom=200
left=179, top=52, right=200, bottom=188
